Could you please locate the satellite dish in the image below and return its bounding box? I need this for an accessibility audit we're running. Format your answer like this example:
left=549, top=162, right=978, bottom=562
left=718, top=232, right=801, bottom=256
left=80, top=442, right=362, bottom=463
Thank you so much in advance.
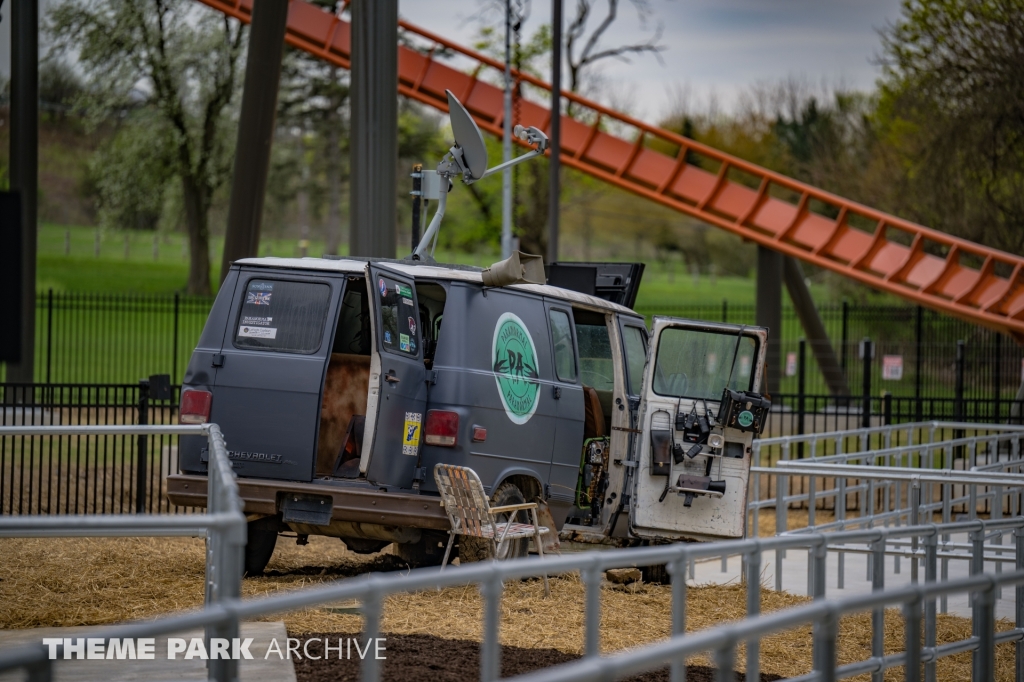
left=446, top=90, right=488, bottom=181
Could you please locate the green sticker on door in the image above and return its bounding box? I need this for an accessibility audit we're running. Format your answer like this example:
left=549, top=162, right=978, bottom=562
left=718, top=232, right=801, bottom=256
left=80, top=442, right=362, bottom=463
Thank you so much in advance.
left=737, top=410, right=754, bottom=428
left=492, top=312, right=541, bottom=425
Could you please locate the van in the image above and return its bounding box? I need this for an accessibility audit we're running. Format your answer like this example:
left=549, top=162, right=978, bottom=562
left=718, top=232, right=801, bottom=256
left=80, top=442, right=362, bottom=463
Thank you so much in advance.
left=167, top=257, right=770, bottom=573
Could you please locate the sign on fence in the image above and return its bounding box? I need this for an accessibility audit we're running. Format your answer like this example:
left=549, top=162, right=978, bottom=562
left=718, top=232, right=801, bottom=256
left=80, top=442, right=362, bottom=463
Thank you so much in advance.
left=786, top=352, right=797, bottom=377
left=883, top=355, right=904, bottom=380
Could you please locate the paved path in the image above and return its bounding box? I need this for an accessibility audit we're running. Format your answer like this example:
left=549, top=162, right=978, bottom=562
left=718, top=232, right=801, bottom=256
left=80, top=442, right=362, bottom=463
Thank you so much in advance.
left=690, top=532, right=1019, bottom=620
left=0, top=621, right=296, bottom=682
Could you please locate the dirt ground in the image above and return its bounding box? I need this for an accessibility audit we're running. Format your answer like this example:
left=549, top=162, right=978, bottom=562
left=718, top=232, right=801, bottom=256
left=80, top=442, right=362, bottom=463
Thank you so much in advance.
left=290, top=632, right=783, bottom=681
left=0, top=534, right=1017, bottom=681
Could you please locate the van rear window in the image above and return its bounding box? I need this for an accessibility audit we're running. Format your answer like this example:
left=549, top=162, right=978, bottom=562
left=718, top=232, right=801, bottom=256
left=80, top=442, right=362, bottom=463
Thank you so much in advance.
left=234, top=279, right=331, bottom=353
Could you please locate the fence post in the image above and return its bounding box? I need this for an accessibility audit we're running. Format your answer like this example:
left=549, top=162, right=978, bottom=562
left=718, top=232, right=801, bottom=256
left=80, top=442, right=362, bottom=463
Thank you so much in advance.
left=172, top=292, right=180, bottom=384
left=925, top=532, right=938, bottom=682
left=994, top=332, right=1002, bottom=422
left=883, top=393, right=892, bottom=426
left=915, top=306, right=923, bottom=422
left=135, top=379, right=150, bottom=514
left=955, top=340, right=965, bottom=423
left=905, top=594, right=923, bottom=682
left=1016, top=525, right=1024, bottom=682
left=862, top=338, right=873, bottom=429
left=45, top=289, right=53, bottom=384
left=745, top=547, right=761, bottom=682
left=798, top=339, right=806, bottom=458
left=841, top=299, right=848, bottom=374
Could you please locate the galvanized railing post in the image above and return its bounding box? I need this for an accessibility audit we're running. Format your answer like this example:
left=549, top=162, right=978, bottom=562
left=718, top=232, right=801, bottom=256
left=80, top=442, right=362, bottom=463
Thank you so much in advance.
left=713, top=638, right=736, bottom=682
left=975, top=578, right=996, bottom=682
left=924, top=531, right=938, bottom=682
left=814, top=608, right=839, bottom=682
left=905, top=592, right=923, bottom=682
left=1017, top=524, right=1024, bottom=682
left=669, top=552, right=688, bottom=682
left=745, top=547, right=762, bottom=682
left=360, top=584, right=383, bottom=682
left=871, top=536, right=885, bottom=682
left=583, top=562, right=602, bottom=658
left=480, top=570, right=503, bottom=682
left=910, top=478, right=921, bottom=584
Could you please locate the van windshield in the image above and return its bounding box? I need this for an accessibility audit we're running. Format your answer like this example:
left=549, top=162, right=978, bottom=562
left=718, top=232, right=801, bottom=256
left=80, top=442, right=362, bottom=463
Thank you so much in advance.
left=652, top=328, right=756, bottom=400
left=234, top=279, right=331, bottom=354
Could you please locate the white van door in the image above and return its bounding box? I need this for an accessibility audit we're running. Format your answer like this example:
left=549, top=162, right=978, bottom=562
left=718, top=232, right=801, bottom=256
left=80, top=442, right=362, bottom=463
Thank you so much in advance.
left=629, top=318, right=769, bottom=542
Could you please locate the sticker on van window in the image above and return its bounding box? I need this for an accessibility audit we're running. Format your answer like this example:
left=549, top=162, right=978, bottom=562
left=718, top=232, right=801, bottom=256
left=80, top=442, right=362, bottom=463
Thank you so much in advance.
left=408, top=317, right=417, bottom=335
left=238, top=326, right=278, bottom=339
left=396, top=284, right=413, bottom=298
left=241, top=316, right=272, bottom=326
left=492, top=312, right=541, bottom=425
left=384, top=331, right=392, bottom=344
left=399, top=333, right=410, bottom=351
left=378, top=278, right=388, bottom=297
left=249, top=282, right=274, bottom=291
left=246, top=292, right=271, bottom=305
left=402, top=412, right=422, bottom=455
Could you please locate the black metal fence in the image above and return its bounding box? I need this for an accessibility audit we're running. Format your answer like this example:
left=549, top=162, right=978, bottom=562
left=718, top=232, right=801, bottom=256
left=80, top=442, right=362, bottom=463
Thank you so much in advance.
left=0, top=291, right=213, bottom=385
left=0, top=292, right=1017, bottom=398
left=635, top=301, right=1024, bottom=401
left=0, top=382, right=184, bottom=515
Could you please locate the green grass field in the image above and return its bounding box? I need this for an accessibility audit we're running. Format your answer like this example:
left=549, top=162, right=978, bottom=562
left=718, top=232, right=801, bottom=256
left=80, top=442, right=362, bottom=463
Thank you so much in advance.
left=38, top=223, right=830, bottom=307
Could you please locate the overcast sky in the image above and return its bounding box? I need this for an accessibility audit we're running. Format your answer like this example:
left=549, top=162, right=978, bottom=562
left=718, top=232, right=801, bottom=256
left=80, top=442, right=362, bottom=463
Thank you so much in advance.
left=2, top=0, right=905, bottom=120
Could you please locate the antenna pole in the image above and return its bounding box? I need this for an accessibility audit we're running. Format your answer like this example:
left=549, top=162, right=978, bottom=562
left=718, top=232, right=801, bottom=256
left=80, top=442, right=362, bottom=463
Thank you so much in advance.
left=547, top=0, right=562, bottom=264
left=501, top=0, right=513, bottom=260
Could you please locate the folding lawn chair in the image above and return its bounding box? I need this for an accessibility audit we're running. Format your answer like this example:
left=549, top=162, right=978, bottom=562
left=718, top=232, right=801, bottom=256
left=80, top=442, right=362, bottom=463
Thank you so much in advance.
left=434, top=463, right=551, bottom=596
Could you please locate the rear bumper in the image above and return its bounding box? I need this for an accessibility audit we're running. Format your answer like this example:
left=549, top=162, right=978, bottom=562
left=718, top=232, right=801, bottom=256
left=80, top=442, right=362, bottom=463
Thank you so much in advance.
left=166, top=474, right=450, bottom=531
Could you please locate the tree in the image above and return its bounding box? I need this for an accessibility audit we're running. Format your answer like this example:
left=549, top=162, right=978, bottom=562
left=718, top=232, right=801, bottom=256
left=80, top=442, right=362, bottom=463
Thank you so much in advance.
left=49, top=0, right=245, bottom=294
left=877, top=0, right=1024, bottom=254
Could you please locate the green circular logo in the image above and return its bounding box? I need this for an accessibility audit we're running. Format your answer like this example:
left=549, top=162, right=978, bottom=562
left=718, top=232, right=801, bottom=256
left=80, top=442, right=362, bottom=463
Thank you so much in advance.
left=492, top=312, right=541, bottom=425
left=737, top=410, right=754, bottom=428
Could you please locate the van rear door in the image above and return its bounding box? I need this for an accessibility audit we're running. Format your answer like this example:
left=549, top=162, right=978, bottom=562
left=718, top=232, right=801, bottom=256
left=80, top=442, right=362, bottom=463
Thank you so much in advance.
left=362, top=265, right=428, bottom=489
left=210, top=270, right=340, bottom=482
left=629, top=318, right=768, bottom=541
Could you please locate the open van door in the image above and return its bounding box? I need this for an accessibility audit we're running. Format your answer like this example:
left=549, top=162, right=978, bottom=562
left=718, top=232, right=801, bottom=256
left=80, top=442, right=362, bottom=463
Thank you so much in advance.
left=362, top=265, right=429, bottom=489
left=629, top=318, right=769, bottom=542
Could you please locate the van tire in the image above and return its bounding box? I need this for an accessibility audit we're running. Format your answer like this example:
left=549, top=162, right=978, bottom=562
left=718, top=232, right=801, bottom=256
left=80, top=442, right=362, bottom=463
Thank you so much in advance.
left=459, top=482, right=530, bottom=563
left=244, top=516, right=280, bottom=576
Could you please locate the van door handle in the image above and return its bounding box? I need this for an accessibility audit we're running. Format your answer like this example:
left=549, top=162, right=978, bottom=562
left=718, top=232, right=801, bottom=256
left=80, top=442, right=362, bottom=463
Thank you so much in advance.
left=384, top=371, right=401, bottom=384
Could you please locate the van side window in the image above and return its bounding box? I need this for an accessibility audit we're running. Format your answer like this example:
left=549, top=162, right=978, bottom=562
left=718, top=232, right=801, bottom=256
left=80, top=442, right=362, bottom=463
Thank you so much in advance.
left=332, top=280, right=371, bottom=355
left=575, top=315, right=614, bottom=392
left=234, top=279, right=331, bottom=354
left=377, top=276, right=419, bottom=357
left=622, top=325, right=647, bottom=395
left=549, top=309, right=577, bottom=382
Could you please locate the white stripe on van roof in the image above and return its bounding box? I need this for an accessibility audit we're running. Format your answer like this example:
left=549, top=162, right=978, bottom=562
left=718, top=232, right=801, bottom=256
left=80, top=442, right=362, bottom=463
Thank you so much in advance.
left=233, top=256, right=641, bottom=317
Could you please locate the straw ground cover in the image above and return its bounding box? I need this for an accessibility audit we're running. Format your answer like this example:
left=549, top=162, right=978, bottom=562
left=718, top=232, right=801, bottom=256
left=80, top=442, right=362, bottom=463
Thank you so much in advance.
left=0, top=535, right=1015, bottom=680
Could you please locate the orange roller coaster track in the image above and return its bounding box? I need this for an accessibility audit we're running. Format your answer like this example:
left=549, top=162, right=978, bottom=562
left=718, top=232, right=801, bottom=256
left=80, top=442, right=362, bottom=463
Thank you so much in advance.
left=198, top=0, right=1024, bottom=343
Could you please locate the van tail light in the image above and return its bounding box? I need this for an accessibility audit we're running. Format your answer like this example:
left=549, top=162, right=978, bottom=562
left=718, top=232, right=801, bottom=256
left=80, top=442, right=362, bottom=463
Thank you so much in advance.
left=425, top=410, right=458, bottom=447
left=179, top=388, right=212, bottom=425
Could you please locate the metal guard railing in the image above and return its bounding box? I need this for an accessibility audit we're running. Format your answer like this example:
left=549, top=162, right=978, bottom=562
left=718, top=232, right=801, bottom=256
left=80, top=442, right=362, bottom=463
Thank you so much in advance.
left=0, top=424, right=246, bottom=682
left=2, top=517, right=1024, bottom=682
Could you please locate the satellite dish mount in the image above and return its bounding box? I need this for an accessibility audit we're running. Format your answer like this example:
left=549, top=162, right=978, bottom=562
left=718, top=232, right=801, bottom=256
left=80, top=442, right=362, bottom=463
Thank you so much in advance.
left=411, top=90, right=549, bottom=260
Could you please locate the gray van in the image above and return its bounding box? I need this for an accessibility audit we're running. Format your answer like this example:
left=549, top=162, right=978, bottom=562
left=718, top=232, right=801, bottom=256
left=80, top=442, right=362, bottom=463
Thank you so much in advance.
left=167, top=257, right=770, bottom=573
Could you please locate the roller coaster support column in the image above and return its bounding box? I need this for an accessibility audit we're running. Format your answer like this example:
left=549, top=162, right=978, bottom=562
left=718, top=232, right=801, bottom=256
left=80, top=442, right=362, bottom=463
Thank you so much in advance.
left=222, top=0, right=288, bottom=280
left=8, top=0, right=38, bottom=383
left=757, top=246, right=782, bottom=393
left=547, top=0, right=562, bottom=264
left=784, top=257, right=850, bottom=396
left=350, top=0, right=398, bottom=258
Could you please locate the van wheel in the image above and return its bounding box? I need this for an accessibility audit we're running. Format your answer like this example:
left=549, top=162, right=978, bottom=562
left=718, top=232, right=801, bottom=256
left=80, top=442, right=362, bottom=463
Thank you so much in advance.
left=244, top=516, right=280, bottom=576
left=396, top=531, right=447, bottom=568
left=459, top=483, right=530, bottom=563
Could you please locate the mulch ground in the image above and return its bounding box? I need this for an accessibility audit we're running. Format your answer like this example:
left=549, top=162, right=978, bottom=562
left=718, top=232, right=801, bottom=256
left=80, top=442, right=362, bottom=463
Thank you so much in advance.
left=290, top=632, right=784, bottom=682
